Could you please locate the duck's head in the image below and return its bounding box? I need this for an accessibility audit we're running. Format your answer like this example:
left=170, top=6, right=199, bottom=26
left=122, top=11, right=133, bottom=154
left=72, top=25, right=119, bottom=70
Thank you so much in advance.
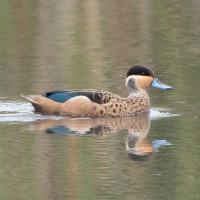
left=126, top=65, right=173, bottom=94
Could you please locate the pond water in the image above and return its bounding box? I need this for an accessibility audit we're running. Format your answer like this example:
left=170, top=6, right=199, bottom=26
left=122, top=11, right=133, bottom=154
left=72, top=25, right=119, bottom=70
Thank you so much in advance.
left=0, top=0, right=200, bottom=200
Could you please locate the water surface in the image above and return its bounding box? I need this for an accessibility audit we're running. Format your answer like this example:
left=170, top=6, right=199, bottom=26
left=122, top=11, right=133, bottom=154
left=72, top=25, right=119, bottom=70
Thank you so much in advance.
left=0, top=0, right=200, bottom=200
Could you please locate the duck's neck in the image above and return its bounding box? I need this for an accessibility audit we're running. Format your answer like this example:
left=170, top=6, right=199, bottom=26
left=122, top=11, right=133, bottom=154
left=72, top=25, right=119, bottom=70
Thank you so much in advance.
left=128, top=90, right=148, bottom=98
left=126, top=78, right=148, bottom=97
left=126, top=77, right=149, bottom=99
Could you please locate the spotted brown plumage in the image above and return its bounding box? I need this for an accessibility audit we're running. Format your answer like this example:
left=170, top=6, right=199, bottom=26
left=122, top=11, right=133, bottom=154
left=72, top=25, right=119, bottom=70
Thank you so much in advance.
left=21, top=65, right=173, bottom=117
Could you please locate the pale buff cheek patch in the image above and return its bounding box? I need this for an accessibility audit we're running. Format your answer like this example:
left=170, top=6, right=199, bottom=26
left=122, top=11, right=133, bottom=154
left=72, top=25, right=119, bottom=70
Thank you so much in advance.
left=134, top=76, right=154, bottom=90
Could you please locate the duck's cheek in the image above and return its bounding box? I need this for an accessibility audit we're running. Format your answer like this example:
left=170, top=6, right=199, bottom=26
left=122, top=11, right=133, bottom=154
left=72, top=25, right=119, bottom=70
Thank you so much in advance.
left=136, top=76, right=154, bottom=89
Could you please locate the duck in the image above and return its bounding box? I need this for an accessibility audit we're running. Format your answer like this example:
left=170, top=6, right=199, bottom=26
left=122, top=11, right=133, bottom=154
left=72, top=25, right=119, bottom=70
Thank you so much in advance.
left=21, top=65, right=173, bottom=117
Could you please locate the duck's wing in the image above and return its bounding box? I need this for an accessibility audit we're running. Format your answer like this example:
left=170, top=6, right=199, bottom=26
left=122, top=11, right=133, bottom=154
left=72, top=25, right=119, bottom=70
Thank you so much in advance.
left=42, top=89, right=114, bottom=104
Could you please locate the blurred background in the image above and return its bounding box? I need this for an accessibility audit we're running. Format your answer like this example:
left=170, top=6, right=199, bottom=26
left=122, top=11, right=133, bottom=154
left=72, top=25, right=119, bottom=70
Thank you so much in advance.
left=0, top=0, right=200, bottom=200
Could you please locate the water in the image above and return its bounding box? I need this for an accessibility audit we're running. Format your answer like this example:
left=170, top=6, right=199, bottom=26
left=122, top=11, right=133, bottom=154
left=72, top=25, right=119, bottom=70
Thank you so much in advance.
left=1, top=0, right=200, bottom=199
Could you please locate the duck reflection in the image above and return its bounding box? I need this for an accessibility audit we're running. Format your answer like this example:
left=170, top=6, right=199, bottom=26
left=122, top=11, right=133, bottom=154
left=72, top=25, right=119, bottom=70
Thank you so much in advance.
left=126, top=131, right=154, bottom=161
left=30, top=114, right=171, bottom=161
left=124, top=114, right=154, bottom=161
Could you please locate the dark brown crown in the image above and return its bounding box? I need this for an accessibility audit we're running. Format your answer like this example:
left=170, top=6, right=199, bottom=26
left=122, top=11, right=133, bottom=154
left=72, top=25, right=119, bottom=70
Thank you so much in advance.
left=126, top=65, right=155, bottom=77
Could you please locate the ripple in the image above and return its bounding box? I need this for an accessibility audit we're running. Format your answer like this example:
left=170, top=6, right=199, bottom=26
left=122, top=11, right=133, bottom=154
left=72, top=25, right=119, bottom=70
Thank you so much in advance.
left=0, top=101, right=33, bottom=114
left=150, top=107, right=180, bottom=119
left=0, top=101, right=63, bottom=123
left=0, top=100, right=179, bottom=123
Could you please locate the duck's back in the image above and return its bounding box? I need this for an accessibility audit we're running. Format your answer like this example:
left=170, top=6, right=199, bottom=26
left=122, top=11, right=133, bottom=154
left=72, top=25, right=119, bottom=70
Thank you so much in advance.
left=40, top=89, right=150, bottom=117
left=43, top=89, right=121, bottom=104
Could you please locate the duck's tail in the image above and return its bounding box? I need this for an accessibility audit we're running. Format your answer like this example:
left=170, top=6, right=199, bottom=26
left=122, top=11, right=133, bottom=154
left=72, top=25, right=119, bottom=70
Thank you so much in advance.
left=21, top=94, right=61, bottom=115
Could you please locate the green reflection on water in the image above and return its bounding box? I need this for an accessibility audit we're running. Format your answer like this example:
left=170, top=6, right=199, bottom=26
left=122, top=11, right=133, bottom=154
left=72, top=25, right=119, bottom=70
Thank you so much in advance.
left=0, top=0, right=200, bottom=200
